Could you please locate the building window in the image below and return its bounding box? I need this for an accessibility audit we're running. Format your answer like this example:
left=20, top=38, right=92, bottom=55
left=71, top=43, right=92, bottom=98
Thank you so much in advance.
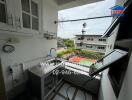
left=0, top=0, right=6, bottom=23
left=99, top=39, right=106, bottom=42
left=78, top=37, right=84, bottom=40
left=87, top=38, right=93, bottom=41
left=98, top=46, right=105, bottom=50
left=86, top=45, right=92, bottom=48
left=77, top=43, right=82, bottom=47
left=99, top=39, right=101, bottom=41
left=78, top=38, right=81, bottom=40
left=21, top=0, right=39, bottom=30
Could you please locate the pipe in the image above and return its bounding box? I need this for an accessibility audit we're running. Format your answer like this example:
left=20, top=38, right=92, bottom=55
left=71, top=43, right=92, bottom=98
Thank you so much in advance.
left=54, top=16, right=112, bottom=24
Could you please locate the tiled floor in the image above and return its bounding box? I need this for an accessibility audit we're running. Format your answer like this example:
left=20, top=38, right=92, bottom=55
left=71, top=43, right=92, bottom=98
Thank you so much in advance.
left=11, top=81, right=96, bottom=100
left=48, top=82, right=94, bottom=100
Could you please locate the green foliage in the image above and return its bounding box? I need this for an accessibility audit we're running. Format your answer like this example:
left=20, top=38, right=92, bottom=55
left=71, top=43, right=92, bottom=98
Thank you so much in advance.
left=57, top=48, right=75, bottom=57
left=63, top=39, right=75, bottom=48
left=57, top=48, right=104, bottom=60
left=77, top=50, right=104, bottom=60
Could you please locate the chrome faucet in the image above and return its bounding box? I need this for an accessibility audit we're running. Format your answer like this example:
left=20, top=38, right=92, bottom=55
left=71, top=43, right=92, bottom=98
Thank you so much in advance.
left=48, top=48, right=57, bottom=57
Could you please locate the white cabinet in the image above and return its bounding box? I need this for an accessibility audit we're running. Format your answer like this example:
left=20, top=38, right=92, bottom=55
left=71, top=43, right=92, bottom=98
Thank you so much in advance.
left=0, top=0, right=41, bottom=35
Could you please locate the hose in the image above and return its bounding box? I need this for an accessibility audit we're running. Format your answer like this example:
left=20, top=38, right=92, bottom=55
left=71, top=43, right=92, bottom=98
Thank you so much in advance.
left=66, top=75, right=96, bottom=100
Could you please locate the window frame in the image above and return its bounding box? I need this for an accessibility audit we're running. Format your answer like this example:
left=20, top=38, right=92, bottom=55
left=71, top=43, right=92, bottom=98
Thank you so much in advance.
left=87, top=38, right=93, bottom=41
left=98, top=46, right=105, bottom=50
left=86, top=45, right=92, bottom=48
left=21, top=0, right=39, bottom=31
left=0, top=0, right=7, bottom=23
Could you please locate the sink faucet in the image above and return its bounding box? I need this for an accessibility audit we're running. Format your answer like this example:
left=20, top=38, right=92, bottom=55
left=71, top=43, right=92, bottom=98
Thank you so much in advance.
left=48, top=48, right=57, bottom=57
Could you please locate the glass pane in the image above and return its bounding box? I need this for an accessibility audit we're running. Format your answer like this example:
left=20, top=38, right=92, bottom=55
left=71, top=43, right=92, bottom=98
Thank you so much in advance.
left=21, top=0, right=30, bottom=13
left=22, top=13, right=30, bottom=28
left=0, top=3, right=6, bottom=23
left=31, top=1, right=38, bottom=17
left=32, top=17, right=38, bottom=30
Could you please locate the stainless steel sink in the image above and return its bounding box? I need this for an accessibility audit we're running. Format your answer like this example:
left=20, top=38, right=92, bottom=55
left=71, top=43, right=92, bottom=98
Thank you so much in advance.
left=47, top=59, right=62, bottom=66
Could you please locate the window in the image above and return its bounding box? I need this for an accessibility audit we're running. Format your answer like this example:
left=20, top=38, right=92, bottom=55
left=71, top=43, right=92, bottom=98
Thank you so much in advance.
left=77, top=43, right=80, bottom=46
left=21, top=0, right=39, bottom=30
left=78, top=38, right=81, bottom=40
left=99, top=39, right=102, bottom=41
left=77, top=43, right=82, bottom=47
left=86, top=45, right=92, bottom=48
left=78, top=36, right=84, bottom=40
left=98, top=46, right=105, bottom=50
left=108, top=53, right=128, bottom=98
left=0, top=0, right=6, bottom=23
left=87, top=38, right=93, bottom=41
left=99, top=39, right=106, bottom=42
left=103, top=39, right=106, bottom=41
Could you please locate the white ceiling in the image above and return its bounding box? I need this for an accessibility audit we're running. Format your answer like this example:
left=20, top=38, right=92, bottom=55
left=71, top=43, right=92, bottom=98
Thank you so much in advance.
left=54, top=0, right=76, bottom=5
left=54, top=0, right=104, bottom=10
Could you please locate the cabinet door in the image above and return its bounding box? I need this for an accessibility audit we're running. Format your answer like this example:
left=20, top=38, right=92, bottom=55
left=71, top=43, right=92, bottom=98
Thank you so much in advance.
left=14, top=0, right=41, bottom=35
left=44, top=73, right=55, bottom=97
left=0, top=0, right=15, bottom=31
left=0, top=59, right=7, bottom=100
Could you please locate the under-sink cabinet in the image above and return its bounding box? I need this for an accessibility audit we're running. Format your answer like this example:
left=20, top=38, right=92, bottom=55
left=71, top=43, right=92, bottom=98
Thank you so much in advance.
left=28, top=66, right=63, bottom=100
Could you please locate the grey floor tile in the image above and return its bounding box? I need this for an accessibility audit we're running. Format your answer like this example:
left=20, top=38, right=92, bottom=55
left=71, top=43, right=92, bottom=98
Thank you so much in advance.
left=58, top=83, right=76, bottom=99
left=53, top=95, right=65, bottom=100
left=75, top=90, right=92, bottom=100
left=46, top=92, right=55, bottom=100
left=86, top=93, right=92, bottom=100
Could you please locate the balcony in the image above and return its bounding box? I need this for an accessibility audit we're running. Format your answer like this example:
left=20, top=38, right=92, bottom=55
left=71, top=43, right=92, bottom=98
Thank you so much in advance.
left=0, top=0, right=132, bottom=100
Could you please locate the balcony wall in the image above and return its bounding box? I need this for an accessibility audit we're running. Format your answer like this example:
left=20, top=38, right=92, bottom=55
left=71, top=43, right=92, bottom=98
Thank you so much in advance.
left=0, top=0, right=58, bottom=98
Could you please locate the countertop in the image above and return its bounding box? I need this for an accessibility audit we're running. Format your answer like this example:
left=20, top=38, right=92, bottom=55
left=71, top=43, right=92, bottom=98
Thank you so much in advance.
left=28, top=58, right=63, bottom=77
left=28, top=58, right=101, bottom=79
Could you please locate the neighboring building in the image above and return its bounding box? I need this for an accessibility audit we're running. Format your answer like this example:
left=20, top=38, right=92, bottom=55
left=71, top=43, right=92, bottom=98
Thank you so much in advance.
left=75, top=34, right=109, bottom=53
left=57, top=37, right=66, bottom=48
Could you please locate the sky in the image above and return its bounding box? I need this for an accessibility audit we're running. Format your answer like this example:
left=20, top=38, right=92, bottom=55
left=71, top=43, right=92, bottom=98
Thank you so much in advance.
left=57, top=0, right=116, bottom=39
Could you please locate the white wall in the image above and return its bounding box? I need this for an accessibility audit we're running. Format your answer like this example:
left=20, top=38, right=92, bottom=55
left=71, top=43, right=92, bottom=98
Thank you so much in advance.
left=105, top=25, right=118, bottom=55
left=99, top=53, right=132, bottom=100
left=0, top=0, right=58, bottom=92
left=42, top=0, right=58, bottom=33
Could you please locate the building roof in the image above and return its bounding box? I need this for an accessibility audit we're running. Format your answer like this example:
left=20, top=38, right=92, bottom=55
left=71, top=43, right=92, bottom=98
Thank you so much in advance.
left=110, top=5, right=124, bottom=10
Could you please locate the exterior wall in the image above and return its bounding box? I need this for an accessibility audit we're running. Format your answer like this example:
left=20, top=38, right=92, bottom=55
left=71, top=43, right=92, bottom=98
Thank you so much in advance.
left=43, top=0, right=58, bottom=34
left=0, top=0, right=58, bottom=95
left=98, top=0, right=131, bottom=100
left=99, top=52, right=132, bottom=100
left=76, top=43, right=107, bottom=53
left=105, top=25, right=118, bottom=55
left=75, top=35, right=108, bottom=53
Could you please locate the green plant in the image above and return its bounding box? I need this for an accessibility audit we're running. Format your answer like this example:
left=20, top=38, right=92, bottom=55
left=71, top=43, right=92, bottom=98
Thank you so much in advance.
left=57, top=48, right=75, bottom=57
left=76, top=50, right=104, bottom=60
left=57, top=48, right=104, bottom=60
left=63, top=39, right=75, bottom=48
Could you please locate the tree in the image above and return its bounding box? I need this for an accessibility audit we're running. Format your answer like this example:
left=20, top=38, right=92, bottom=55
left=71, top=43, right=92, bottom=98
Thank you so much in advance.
left=64, top=39, right=75, bottom=48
